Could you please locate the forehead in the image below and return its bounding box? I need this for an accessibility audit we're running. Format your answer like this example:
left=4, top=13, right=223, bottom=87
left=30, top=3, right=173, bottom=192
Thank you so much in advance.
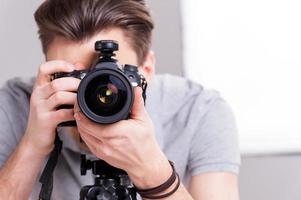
left=46, top=28, right=138, bottom=67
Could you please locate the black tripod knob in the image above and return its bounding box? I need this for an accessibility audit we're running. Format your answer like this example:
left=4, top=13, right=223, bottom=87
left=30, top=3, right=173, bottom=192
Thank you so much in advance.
left=81, top=154, right=92, bottom=176
left=80, top=156, right=137, bottom=200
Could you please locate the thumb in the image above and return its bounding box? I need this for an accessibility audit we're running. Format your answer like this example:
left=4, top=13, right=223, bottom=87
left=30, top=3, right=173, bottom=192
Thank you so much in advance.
left=131, top=87, right=147, bottom=120
left=74, top=62, right=86, bottom=70
left=73, top=99, right=80, bottom=113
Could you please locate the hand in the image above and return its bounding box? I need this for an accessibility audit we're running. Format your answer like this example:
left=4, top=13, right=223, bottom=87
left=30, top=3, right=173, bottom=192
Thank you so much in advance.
left=24, top=61, right=80, bottom=157
left=74, top=87, right=173, bottom=188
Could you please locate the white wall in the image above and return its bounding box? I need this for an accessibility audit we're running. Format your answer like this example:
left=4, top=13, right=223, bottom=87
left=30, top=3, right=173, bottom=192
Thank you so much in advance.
left=181, top=0, right=301, bottom=154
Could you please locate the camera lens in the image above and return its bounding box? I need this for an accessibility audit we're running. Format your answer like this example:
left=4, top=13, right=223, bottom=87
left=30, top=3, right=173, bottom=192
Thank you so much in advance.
left=85, top=74, right=127, bottom=117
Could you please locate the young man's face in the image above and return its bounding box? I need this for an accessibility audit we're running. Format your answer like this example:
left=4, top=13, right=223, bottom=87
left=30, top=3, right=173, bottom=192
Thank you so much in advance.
left=46, top=28, right=154, bottom=78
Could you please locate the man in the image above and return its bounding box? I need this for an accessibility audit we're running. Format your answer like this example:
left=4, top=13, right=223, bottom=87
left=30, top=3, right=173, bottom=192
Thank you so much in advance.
left=0, top=0, right=240, bottom=199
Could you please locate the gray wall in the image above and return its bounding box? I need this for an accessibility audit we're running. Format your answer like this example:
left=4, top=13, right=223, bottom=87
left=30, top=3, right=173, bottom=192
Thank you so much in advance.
left=0, top=0, right=44, bottom=86
left=149, top=0, right=183, bottom=76
left=240, top=155, right=301, bottom=200
left=0, top=0, right=182, bottom=86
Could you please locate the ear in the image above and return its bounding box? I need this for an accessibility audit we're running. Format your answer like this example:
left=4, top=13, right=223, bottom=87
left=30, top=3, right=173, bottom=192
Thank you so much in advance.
left=139, top=50, right=156, bottom=83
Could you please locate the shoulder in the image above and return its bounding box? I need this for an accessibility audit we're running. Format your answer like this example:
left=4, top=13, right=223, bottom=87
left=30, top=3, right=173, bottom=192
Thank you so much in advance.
left=151, top=74, right=221, bottom=124
left=151, top=74, right=240, bottom=175
left=0, top=77, right=34, bottom=109
left=0, top=77, right=34, bottom=165
left=0, top=77, right=34, bottom=135
left=155, top=75, right=240, bottom=174
left=154, top=74, right=205, bottom=98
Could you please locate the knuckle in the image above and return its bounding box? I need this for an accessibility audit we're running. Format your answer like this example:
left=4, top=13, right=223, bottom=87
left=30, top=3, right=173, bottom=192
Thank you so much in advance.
left=56, top=60, right=65, bottom=66
left=59, top=110, right=71, bottom=119
left=39, top=64, right=47, bottom=75
left=30, top=95, right=44, bottom=109
left=37, top=112, right=48, bottom=122
left=30, top=95, right=38, bottom=105
left=101, top=130, right=109, bottom=138
left=53, top=110, right=65, bottom=121
left=56, top=60, right=73, bottom=70
left=50, top=81, right=60, bottom=92
left=71, top=94, right=77, bottom=103
left=120, top=133, right=130, bottom=141
left=54, top=92, right=63, bottom=103
left=108, top=140, right=121, bottom=149
left=101, top=147, right=112, bottom=157
left=54, top=61, right=65, bottom=69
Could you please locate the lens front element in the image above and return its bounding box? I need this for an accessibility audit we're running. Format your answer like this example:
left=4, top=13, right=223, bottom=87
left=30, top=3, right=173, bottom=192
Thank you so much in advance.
left=85, top=74, right=128, bottom=117
left=97, top=83, right=118, bottom=105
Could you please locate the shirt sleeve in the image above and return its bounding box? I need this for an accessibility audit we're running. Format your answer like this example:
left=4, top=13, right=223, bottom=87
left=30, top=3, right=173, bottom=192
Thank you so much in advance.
left=187, top=97, right=241, bottom=176
left=0, top=106, right=18, bottom=167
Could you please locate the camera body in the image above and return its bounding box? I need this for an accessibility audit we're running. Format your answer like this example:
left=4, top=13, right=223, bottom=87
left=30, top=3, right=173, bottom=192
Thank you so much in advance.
left=53, top=40, right=147, bottom=125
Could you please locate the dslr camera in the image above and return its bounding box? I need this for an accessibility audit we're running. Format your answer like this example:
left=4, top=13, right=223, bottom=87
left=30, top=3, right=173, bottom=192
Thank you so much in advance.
left=52, top=40, right=147, bottom=125
left=50, top=40, right=146, bottom=199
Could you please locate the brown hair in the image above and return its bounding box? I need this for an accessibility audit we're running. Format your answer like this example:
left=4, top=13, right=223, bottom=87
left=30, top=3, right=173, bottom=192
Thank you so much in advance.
left=34, top=0, right=154, bottom=65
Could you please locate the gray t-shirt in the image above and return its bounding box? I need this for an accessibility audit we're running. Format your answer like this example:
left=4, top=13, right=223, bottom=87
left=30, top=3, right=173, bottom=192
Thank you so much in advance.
left=0, top=74, right=240, bottom=199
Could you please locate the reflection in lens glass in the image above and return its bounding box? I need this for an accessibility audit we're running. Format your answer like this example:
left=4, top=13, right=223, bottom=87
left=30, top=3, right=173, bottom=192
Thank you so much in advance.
left=106, top=89, right=112, bottom=96
left=85, top=74, right=128, bottom=117
left=97, top=86, right=115, bottom=105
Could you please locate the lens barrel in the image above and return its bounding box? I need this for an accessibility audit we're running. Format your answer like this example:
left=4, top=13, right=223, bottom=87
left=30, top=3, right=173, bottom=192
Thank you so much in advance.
left=78, top=68, right=134, bottom=124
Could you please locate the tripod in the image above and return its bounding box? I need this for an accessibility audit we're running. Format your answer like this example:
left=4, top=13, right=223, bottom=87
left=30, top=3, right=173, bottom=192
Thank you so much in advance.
left=80, top=154, right=137, bottom=200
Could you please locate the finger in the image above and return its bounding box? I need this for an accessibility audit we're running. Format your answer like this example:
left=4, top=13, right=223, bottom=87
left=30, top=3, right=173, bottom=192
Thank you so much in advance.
left=74, top=62, right=86, bottom=70
left=73, top=100, right=80, bottom=113
left=38, top=77, right=80, bottom=99
left=80, top=132, right=99, bottom=156
left=79, top=129, right=103, bottom=147
left=75, top=112, right=119, bottom=139
left=130, top=87, right=147, bottom=120
left=36, top=60, right=74, bottom=86
left=75, top=112, right=104, bottom=136
left=79, top=129, right=106, bottom=158
left=46, top=91, right=77, bottom=111
left=50, top=109, right=75, bottom=126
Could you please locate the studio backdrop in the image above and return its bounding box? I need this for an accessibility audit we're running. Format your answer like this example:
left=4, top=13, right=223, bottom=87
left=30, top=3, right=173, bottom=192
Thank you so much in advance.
left=181, top=0, right=301, bottom=155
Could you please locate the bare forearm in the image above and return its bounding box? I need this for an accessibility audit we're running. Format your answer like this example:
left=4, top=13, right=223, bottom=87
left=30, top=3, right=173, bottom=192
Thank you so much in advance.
left=163, top=183, right=194, bottom=200
left=142, top=182, right=194, bottom=200
left=189, top=172, right=240, bottom=200
left=0, top=135, right=47, bottom=199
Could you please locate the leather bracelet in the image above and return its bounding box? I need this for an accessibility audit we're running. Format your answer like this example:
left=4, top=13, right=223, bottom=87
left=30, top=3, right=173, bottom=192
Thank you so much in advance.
left=135, top=161, right=180, bottom=199
left=136, top=161, right=176, bottom=195
left=141, top=173, right=180, bottom=199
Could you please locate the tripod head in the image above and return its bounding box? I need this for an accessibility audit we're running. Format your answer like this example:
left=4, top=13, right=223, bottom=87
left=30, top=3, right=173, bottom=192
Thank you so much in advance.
left=80, top=155, right=137, bottom=200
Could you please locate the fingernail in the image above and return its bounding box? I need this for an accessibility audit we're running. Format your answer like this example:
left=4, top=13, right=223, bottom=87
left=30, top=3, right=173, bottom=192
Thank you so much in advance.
left=67, top=64, right=74, bottom=71
left=68, top=66, right=74, bottom=72
left=74, top=113, right=81, bottom=121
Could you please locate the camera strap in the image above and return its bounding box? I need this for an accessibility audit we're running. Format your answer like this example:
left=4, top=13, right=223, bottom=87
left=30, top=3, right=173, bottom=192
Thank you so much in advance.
left=38, top=130, right=63, bottom=200
left=140, top=75, right=148, bottom=104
